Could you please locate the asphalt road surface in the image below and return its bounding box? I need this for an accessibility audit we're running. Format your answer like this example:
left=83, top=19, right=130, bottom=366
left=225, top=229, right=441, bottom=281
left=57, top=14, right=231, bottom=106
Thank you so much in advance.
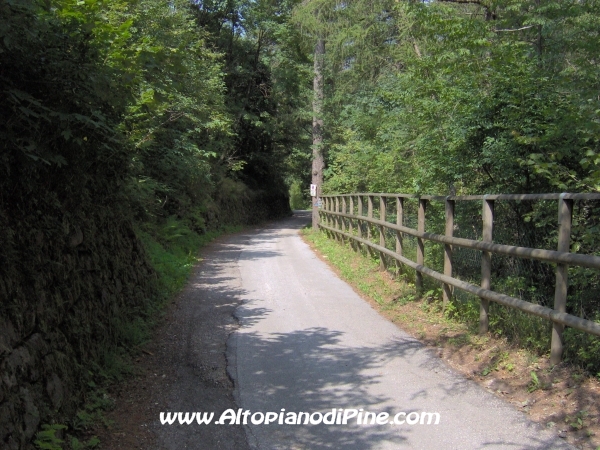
left=151, top=211, right=572, bottom=450
left=226, top=211, right=571, bottom=450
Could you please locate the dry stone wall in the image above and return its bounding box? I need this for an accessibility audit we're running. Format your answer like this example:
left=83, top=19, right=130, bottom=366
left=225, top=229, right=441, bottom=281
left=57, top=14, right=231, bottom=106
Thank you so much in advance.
left=0, top=186, right=157, bottom=449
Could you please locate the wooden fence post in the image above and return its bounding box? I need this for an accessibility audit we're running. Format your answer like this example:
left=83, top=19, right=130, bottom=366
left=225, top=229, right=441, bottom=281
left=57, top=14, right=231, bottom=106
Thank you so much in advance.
left=395, top=197, right=404, bottom=276
left=335, top=195, right=341, bottom=241
left=349, top=196, right=355, bottom=250
left=443, top=198, right=455, bottom=309
left=349, top=197, right=354, bottom=234
left=367, top=196, right=374, bottom=240
left=379, top=196, right=387, bottom=270
left=357, top=196, right=363, bottom=239
left=480, top=197, right=494, bottom=334
left=551, top=195, right=573, bottom=365
left=328, top=197, right=333, bottom=228
left=342, top=196, right=347, bottom=234
left=367, top=196, right=374, bottom=257
left=416, top=199, right=427, bottom=293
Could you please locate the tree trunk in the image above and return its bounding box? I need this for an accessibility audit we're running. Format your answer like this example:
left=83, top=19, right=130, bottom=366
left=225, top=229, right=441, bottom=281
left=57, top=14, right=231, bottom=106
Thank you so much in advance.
left=312, top=38, right=325, bottom=229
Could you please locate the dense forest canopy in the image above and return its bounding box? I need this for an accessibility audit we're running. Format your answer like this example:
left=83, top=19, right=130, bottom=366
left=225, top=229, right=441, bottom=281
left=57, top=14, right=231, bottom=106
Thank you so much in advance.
left=1, top=0, right=311, bottom=226
left=292, top=0, right=600, bottom=197
left=4, top=0, right=599, bottom=214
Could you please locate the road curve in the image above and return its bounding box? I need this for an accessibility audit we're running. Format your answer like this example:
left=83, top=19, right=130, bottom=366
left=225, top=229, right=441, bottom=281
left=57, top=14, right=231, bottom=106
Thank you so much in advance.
left=227, top=211, right=571, bottom=450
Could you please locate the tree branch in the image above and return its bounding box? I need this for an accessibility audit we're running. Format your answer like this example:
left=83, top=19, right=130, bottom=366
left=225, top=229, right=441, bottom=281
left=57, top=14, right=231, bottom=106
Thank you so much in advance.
left=494, top=25, right=535, bottom=32
left=438, top=0, right=487, bottom=5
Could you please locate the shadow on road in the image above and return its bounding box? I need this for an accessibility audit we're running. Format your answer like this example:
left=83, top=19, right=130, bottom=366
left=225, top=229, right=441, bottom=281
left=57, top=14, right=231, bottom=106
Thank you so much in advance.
left=227, top=211, right=568, bottom=450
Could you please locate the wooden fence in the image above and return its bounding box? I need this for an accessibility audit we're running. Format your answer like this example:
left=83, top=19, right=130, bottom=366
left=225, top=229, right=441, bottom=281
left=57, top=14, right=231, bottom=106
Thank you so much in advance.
left=319, top=193, right=600, bottom=364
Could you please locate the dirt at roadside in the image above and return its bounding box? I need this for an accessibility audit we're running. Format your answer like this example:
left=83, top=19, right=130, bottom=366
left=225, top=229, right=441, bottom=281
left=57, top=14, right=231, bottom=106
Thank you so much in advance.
left=303, top=233, right=600, bottom=450
left=393, top=300, right=600, bottom=450
left=93, top=233, right=250, bottom=450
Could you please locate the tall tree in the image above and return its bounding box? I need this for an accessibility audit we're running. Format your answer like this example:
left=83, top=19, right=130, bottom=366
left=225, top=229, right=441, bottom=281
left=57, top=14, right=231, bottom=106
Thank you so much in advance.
left=312, top=37, right=325, bottom=228
left=293, top=0, right=341, bottom=226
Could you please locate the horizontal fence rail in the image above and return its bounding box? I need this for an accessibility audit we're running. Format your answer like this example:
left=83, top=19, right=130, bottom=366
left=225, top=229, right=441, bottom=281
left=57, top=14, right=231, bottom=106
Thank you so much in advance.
left=318, top=192, right=600, bottom=364
left=324, top=211, right=600, bottom=270
left=329, top=193, right=600, bottom=201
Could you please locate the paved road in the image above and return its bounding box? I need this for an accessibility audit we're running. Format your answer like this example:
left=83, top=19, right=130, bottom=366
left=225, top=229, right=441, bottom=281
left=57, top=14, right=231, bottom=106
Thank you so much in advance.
left=226, top=212, right=571, bottom=449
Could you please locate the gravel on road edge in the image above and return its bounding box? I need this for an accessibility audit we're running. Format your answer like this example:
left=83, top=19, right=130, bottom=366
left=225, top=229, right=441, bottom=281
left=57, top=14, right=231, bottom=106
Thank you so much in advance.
left=95, top=230, right=253, bottom=450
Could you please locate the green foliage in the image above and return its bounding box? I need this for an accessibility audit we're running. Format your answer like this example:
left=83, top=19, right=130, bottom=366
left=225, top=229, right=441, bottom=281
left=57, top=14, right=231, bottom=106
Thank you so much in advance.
left=397, top=293, right=417, bottom=306
left=1, top=0, right=127, bottom=167
left=137, top=218, right=204, bottom=297
left=138, top=215, right=242, bottom=300
left=528, top=371, right=541, bottom=393
left=70, top=435, right=100, bottom=450
left=190, top=0, right=309, bottom=211
left=72, top=386, right=113, bottom=432
left=289, top=180, right=309, bottom=210
left=482, top=351, right=509, bottom=377
left=563, top=314, right=600, bottom=376
left=309, top=0, right=600, bottom=196
left=566, top=410, right=589, bottom=431
left=8, top=0, right=600, bottom=443
left=34, top=423, right=100, bottom=450
left=119, top=0, right=232, bottom=222
left=34, top=424, right=66, bottom=450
